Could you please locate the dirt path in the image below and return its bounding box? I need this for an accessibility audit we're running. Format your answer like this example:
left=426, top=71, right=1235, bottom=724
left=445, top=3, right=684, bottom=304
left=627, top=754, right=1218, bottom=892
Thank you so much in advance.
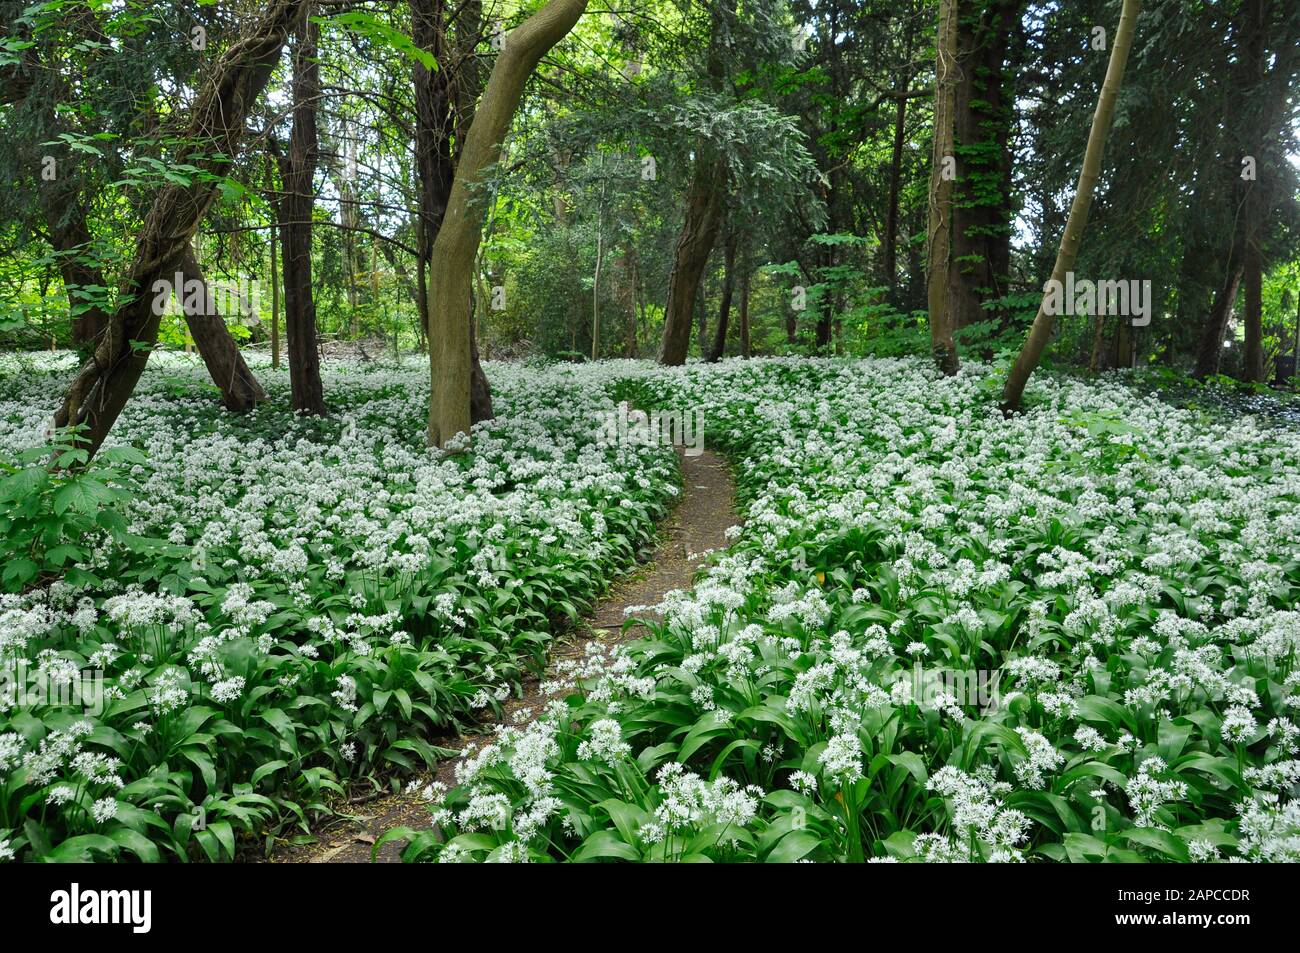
left=271, top=448, right=739, bottom=863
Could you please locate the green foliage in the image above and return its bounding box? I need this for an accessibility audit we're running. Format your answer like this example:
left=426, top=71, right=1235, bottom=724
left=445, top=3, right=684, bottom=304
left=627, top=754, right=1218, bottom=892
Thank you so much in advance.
left=0, top=428, right=148, bottom=592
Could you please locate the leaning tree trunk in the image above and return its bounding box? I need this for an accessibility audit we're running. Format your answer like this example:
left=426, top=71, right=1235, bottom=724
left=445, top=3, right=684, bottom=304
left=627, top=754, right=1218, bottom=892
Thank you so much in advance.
left=708, top=224, right=738, bottom=362
left=178, top=245, right=266, bottom=411
left=659, top=149, right=727, bottom=366
left=1001, top=0, right=1141, bottom=412
left=53, top=0, right=306, bottom=458
left=279, top=11, right=327, bottom=416
left=426, top=0, right=588, bottom=447
left=926, top=0, right=960, bottom=375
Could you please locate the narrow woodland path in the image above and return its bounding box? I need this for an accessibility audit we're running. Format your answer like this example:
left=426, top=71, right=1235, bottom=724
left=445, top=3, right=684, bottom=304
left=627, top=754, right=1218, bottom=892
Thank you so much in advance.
left=271, top=448, right=740, bottom=863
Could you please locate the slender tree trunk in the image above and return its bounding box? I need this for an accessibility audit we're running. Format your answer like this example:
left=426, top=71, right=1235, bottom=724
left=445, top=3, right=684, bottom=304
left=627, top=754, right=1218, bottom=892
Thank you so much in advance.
left=592, top=173, right=605, bottom=361
left=1242, top=238, right=1265, bottom=382
left=622, top=243, right=639, bottom=357
left=739, top=249, right=751, bottom=358
left=53, top=0, right=305, bottom=457
left=270, top=220, right=281, bottom=369
left=426, top=0, right=587, bottom=447
left=279, top=11, right=327, bottom=415
left=927, top=0, right=960, bottom=375
left=882, top=83, right=909, bottom=293
left=1001, top=0, right=1141, bottom=411
left=177, top=246, right=266, bottom=411
left=708, top=224, right=738, bottom=362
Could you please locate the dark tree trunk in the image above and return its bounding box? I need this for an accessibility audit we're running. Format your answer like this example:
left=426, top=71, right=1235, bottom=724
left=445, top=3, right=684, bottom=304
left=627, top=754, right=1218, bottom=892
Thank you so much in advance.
left=658, top=1, right=731, bottom=366
left=949, top=0, right=1021, bottom=329
left=270, top=217, right=281, bottom=369
left=738, top=249, right=751, bottom=358
left=41, top=194, right=110, bottom=347
left=53, top=0, right=306, bottom=457
left=708, top=225, right=738, bottom=362
left=882, top=85, right=909, bottom=294
left=659, top=150, right=726, bottom=365
left=178, top=246, right=266, bottom=411
left=278, top=12, right=327, bottom=415
left=1242, top=238, right=1265, bottom=382
left=1194, top=262, right=1245, bottom=379
left=1192, top=0, right=1294, bottom=380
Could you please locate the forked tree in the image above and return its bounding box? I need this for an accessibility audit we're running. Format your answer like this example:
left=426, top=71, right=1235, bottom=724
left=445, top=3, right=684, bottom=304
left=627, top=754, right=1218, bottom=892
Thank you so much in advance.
left=52, top=0, right=307, bottom=456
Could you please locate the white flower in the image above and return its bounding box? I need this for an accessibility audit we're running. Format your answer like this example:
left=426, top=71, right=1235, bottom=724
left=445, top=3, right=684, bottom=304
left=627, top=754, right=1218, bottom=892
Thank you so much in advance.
left=818, top=733, right=863, bottom=783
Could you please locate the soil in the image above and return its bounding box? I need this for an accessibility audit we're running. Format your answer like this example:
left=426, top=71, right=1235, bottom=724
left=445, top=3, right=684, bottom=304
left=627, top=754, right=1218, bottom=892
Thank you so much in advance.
left=267, top=447, right=740, bottom=863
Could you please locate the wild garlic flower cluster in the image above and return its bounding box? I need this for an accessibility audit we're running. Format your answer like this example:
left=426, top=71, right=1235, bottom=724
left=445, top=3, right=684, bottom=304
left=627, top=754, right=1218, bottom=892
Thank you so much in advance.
left=0, top=355, right=677, bottom=861
left=408, top=357, right=1300, bottom=863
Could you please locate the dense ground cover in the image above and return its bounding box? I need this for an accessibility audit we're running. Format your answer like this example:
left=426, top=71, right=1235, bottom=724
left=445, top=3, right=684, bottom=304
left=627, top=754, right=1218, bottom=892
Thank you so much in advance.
left=388, top=357, right=1300, bottom=863
left=0, top=355, right=676, bottom=861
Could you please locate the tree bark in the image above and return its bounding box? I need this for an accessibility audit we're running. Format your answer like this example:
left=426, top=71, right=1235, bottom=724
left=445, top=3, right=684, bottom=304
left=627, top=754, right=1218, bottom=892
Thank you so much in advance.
left=1194, top=263, right=1245, bottom=379
left=1001, top=0, right=1141, bottom=412
left=739, top=249, right=752, bottom=358
left=708, top=224, right=738, bottom=362
left=1242, top=238, right=1265, bottom=382
left=177, top=246, right=266, bottom=411
left=279, top=11, right=327, bottom=415
left=949, top=1, right=1021, bottom=330
left=270, top=216, right=281, bottom=370
left=412, top=0, right=494, bottom=423
left=426, top=0, right=588, bottom=447
left=927, top=0, right=960, bottom=375
left=882, top=83, right=909, bottom=295
left=39, top=192, right=110, bottom=348
left=659, top=149, right=726, bottom=365
left=53, top=0, right=306, bottom=458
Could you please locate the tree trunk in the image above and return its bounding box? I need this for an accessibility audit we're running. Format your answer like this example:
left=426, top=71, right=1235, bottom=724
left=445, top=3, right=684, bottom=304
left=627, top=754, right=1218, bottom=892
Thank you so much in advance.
left=927, top=0, right=960, bottom=375
left=412, top=0, right=494, bottom=423
left=659, top=150, right=726, bottom=365
left=40, top=193, right=110, bottom=348
left=178, top=246, right=266, bottom=411
left=1242, top=238, right=1264, bottom=382
left=882, top=83, right=909, bottom=294
left=949, top=0, right=1021, bottom=330
left=279, top=11, right=327, bottom=416
left=1194, top=263, right=1245, bottom=379
left=739, top=249, right=751, bottom=358
left=1088, top=314, right=1106, bottom=373
left=708, top=224, right=738, bottom=362
left=270, top=218, right=281, bottom=370
left=426, top=0, right=587, bottom=447
left=1001, top=0, right=1141, bottom=412
left=53, top=0, right=306, bottom=458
